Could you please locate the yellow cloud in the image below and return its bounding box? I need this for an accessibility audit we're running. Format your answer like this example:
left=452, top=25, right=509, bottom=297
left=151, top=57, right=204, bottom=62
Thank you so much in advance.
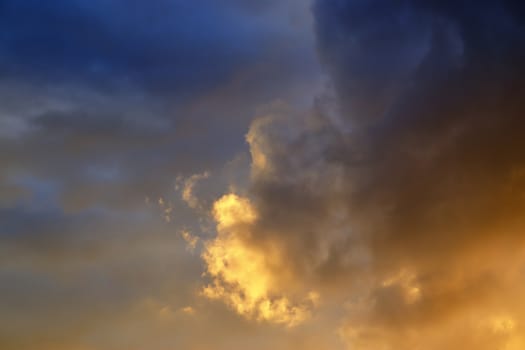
left=382, top=268, right=422, bottom=304
left=246, top=116, right=271, bottom=176
left=180, top=171, right=210, bottom=209
left=201, top=193, right=317, bottom=327
left=490, top=316, right=516, bottom=334
left=181, top=230, right=199, bottom=252
left=212, top=193, right=257, bottom=231
left=180, top=306, right=196, bottom=316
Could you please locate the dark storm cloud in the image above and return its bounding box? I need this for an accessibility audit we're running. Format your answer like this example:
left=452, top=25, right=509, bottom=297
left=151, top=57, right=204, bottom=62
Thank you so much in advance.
left=237, top=0, right=525, bottom=282
left=314, top=0, right=525, bottom=124
left=198, top=0, right=525, bottom=346
left=310, top=0, right=525, bottom=262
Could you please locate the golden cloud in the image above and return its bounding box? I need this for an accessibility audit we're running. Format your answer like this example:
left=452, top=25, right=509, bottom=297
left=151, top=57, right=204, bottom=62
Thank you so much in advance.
left=201, top=193, right=318, bottom=327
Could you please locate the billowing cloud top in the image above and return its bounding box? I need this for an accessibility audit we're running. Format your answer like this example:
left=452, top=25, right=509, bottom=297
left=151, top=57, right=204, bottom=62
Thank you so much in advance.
left=2, top=0, right=525, bottom=349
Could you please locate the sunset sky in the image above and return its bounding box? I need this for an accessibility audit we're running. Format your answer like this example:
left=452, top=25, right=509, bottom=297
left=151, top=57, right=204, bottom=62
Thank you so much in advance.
left=2, top=1, right=525, bottom=349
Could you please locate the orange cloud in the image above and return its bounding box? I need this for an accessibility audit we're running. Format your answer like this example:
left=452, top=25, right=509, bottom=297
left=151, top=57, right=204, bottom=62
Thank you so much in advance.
left=201, top=193, right=318, bottom=327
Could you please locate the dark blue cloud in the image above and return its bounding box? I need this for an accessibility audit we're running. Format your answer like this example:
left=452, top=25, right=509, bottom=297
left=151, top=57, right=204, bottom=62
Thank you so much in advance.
left=314, top=0, right=525, bottom=124
left=0, top=0, right=320, bottom=214
left=0, top=3, right=323, bottom=349
left=236, top=0, right=525, bottom=288
left=256, top=0, right=525, bottom=268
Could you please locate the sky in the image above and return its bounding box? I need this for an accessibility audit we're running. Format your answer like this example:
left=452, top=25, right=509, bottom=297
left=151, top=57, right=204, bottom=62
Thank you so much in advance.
left=1, top=0, right=525, bottom=349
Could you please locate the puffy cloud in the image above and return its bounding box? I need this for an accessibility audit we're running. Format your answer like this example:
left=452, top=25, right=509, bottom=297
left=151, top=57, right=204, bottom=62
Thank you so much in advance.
left=179, top=171, right=210, bottom=210
left=181, top=230, right=199, bottom=252
left=201, top=193, right=318, bottom=327
left=193, top=0, right=525, bottom=347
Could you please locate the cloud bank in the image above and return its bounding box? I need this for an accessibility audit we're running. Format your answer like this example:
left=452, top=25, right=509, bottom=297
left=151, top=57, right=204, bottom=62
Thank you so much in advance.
left=199, top=0, right=525, bottom=348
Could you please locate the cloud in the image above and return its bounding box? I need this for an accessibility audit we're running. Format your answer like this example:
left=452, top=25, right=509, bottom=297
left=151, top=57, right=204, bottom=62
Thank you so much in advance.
left=4, top=0, right=525, bottom=348
left=309, top=0, right=525, bottom=271
left=0, top=0, right=321, bottom=214
left=192, top=0, right=525, bottom=347
left=201, top=193, right=318, bottom=327
left=181, top=230, right=199, bottom=252
left=0, top=1, right=325, bottom=349
left=179, top=171, right=210, bottom=210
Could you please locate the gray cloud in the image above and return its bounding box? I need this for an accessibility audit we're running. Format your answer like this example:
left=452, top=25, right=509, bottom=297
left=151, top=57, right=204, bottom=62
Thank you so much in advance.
left=193, top=0, right=525, bottom=348
left=0, top=1, right=325, bottom=349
